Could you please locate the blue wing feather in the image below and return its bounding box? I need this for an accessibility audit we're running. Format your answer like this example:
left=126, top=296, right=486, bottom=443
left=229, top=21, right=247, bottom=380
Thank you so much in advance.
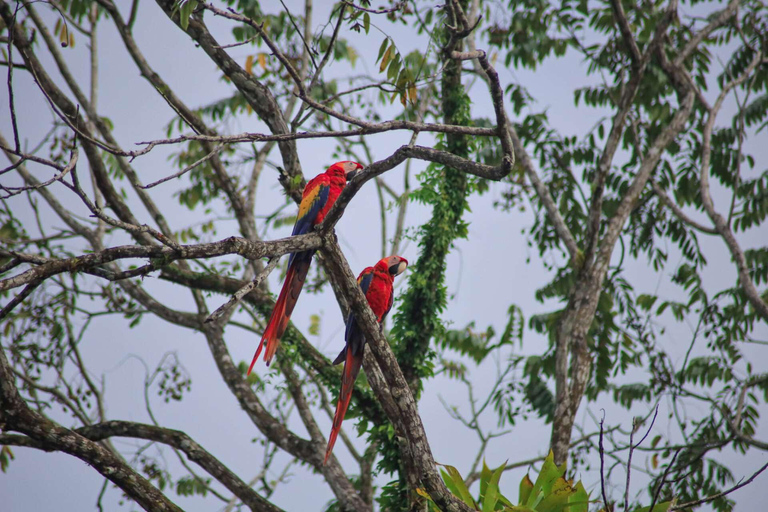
left=293, top=184, right=330, bottom=236
left=332, top=271, right=374, bottom=365
left=287, top=184, right=329, bottom=268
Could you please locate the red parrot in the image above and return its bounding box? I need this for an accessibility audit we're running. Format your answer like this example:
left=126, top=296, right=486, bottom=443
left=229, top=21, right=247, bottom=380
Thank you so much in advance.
left=323, top=254, right=408, bottom=465
left=248, top=161, right=364, bottom=373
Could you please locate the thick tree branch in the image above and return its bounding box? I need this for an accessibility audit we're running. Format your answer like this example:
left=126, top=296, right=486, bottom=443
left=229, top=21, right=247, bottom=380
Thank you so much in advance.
left=698, top=51, right=768, bottom=321
left=319, top=144, right=508, bottom=233
left=0, top=347, right=182, bottom=512
left=154, top=0, right=305, bottom=200
left=0, top=421, right=285, bottom=512
left=0, top=234, right=320, bottom=292
left=584, top=0, right=678, bottom=267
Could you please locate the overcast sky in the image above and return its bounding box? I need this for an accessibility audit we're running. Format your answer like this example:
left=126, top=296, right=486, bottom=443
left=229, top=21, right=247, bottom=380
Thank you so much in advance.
left=1, top=1, right=766, bottom=511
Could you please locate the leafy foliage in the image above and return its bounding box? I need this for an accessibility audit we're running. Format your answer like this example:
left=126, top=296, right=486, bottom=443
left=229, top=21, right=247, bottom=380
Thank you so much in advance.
left=428, top=452, right=674, bottom=512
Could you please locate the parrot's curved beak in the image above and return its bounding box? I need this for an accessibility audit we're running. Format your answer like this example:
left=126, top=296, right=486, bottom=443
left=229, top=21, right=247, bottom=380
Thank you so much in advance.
left=343, top=161, right=364, bottom=181
left=389, top=257, right=408, bottom=276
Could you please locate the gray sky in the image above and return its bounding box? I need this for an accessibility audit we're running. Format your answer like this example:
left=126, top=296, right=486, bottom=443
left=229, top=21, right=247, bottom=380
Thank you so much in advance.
left=1, top=1, right=766, bottom=511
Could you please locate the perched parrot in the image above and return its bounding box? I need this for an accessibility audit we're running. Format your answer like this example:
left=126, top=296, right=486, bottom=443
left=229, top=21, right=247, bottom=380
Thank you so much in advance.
left=323, top=254, right=409, bottom=465
left=247, top=161, right=364, bottom=373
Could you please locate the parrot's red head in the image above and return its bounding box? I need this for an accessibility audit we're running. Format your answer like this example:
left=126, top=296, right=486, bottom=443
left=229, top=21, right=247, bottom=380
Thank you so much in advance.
left=327, top=161, right=364, bottom=181
left=378, top=255, right=408, bottom=276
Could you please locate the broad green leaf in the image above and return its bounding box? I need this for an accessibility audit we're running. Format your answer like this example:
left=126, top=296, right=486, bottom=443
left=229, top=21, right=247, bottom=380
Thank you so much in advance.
left=536, top=477, right=573, bottom=512
left=439, top=465, right=476, bottom=508
left=482, top=461, right=507, bottom=512
left=440, top=468, right=462, bottom=502
left=519, top=474, right=534, bottom=505
left=527, top=452, right=562, bottom=507
left=565, top=481, right=590, bottom=512
left=480, top=460, right=493, bottom=500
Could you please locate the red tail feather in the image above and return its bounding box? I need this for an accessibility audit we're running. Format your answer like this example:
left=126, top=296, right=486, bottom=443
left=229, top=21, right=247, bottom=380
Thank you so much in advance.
left=324, top=348, right=362, bottom=465
left=247, top=261, right=299, bottom=374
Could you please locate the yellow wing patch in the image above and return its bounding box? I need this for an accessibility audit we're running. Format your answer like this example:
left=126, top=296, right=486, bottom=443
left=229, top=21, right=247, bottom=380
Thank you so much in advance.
left=297, top=185, right=322, bottom=220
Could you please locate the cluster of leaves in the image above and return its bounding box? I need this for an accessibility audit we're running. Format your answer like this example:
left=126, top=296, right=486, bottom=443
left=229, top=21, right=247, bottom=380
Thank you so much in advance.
left=375, top=38, right=421, bottom=106
left=154, top=353, right=192, bottom=403
left=428, top=452, right=672, bottom=512
left=136, top=454, right=210, bottom=499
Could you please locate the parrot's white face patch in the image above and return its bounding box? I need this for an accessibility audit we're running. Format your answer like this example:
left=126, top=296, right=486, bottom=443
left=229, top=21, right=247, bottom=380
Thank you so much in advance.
left=385, top=255, right=408, bottom=276
left=340, top=161, right=364, bottom=179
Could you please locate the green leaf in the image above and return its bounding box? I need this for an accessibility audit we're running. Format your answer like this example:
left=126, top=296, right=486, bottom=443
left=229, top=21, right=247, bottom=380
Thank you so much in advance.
left=480, top=460, right=493, bottom=501
left=439, top=465, right=476, bottom=508
left=0, top=446, right=14, bottom=473
left=363, top=12, right=370, bottom=34
left=377, top=38, right=389, bottom=61
left=527, top=451, right=563, bottom=508
left=536, top=477, right=573, bottom=512
left=482, top=461, right=506, bottom=512
left=308, top=314, right=320, bottom=336
left=519, top=474, right=534, bottom=505
left=566, top=481, right=590, bottom=512
left=179, top=0, right=198, bottom=31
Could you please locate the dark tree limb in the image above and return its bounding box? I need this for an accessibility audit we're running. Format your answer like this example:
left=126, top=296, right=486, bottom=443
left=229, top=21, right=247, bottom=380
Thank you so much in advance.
left=154, top=0, right=305, bottom=201
left=0, top=234, right=321, bottom=293
left=0, top=421, right=284, bottom=512
left=0, top=347, right=182, bottom=512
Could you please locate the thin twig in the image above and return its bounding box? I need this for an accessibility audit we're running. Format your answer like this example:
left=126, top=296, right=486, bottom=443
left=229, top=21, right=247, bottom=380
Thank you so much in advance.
left=279, top=0, right=317, bottom=72
left=205, top=257, right=280, bottom=324
left=671, top=460, right=768, bottom=510
left=634, top=405, right=660, bottom=449
left=140, top=143, right=223, bottom=189
left=5, top=2, right=22, bottom=153
left=599, top=412, right=610, bottom=511
left=0, top=145, right=79, bottom=199
left=650, top=449, right=680, bottom=512
left=342, top=0, right=403, bottom=14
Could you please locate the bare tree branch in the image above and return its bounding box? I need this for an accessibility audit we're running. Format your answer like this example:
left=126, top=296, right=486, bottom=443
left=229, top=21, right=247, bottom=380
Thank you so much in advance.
left=0, top=420, right=285, bottom=512
left=0, top=234, right=320, bottom=292
left=0, top=348, right=183, bottom=512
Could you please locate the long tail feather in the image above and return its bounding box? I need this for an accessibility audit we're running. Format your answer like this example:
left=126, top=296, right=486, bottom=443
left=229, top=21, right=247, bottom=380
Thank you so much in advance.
left=247, top=251, right=313, bottom=374
left=324, top=344, right=363, bottom=465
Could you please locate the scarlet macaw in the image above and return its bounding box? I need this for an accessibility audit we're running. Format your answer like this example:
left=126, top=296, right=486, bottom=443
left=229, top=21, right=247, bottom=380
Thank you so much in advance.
left=248, top=161, right=364, bottom=373
left=324, top=254, right=409, bottom=465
